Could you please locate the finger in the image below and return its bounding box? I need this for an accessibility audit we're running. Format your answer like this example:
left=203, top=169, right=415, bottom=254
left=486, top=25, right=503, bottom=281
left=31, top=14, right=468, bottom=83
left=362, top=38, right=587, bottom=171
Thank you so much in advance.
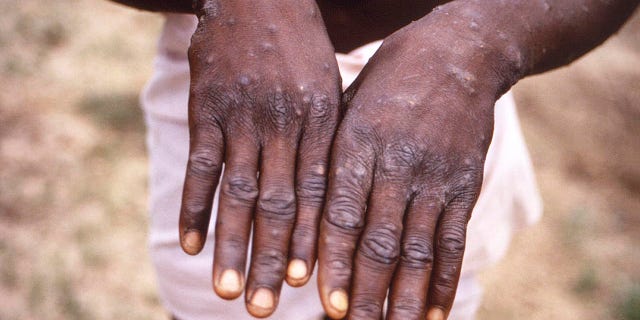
left=347, top=180, right=409, bottom=319
left=287, top=96, right=339, bottom=287
left=245, top=138, right=298, bottom=318
left=386, top=195, right=442, bottom=320
left=318, top=135, right=374, bottom=320
left=426, top=194, right=477, bottom=320
left=212, top=136, right=260, bottom=300
left=179, top=121, right=224, bottom=255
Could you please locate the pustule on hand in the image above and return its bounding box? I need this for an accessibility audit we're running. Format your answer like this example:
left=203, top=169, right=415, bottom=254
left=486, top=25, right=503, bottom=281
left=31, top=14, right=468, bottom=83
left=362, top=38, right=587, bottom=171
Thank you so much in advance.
left=416, top=1, right=530, bottom=97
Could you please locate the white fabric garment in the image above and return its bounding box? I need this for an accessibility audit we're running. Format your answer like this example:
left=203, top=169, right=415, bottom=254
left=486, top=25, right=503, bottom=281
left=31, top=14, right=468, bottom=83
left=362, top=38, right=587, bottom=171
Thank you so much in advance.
left=142, top=14, right=542, bottom=320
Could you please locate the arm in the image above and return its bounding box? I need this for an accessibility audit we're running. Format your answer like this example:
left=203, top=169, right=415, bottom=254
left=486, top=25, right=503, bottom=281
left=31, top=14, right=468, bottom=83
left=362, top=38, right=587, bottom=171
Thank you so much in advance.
left=441, top=0, right=640, bottom=90
left=317, top=1, right=638, bottom=319
left=108, top=0, right=193, bottom=13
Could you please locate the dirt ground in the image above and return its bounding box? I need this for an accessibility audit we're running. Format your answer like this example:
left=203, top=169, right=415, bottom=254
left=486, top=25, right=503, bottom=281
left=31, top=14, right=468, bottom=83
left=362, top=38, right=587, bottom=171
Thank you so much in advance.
left=0, top=1, right=638, bottom=319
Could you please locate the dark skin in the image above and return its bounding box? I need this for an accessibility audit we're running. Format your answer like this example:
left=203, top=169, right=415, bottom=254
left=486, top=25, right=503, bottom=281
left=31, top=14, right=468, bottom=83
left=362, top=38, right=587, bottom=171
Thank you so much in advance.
left=110, top=0, right=639, bottom=319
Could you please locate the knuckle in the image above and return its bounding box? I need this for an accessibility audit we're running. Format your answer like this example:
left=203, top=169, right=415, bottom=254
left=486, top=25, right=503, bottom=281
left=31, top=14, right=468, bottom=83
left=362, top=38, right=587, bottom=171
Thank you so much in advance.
left=351, top=298, right=383, bottom=318
left=188, top=149, right=221, bottom=178
left=401, top=235, right=434, bottom=269
left=307, top=93, right=338, bottom=124
left=203, top=87, right=237, bottom=119
left=380, top=141, right=422, bottom=178
left=390, top=299, right=424, bottom=318
left=443, top=165, right=484, bottom=208
left=257, top=188, right=296, bottom=219
left=291, top=223, right=315, bottom=244
left=266, top=90, right=297, bottom=132
left=326, top=255, right=352, bottom=277
left=218, top=233, right=246, bottom=254
left=432, top=281, right=457, bottom=306
left=181, top=200, right=209, bottom=222
left=252, top=248, right=286, bottom=275
left=341, top=119, right=375, bottom=148
left=324, top=194, right=365, bottom=232
left=389, top=142, right=421, bottom=164
left=296, top=168, right=327, bottom=206
left=190, top=85, right=231, bottom=125
left=419, top=156, right=449, bottom=181
left=437, top=224, right=466, bottom=257
left=359, top=224, right=401, bottom=265
left=324, top=162, right=371, bottom=232
left=221, top=175, right=259, bottom=205
left=450, top=166, right=483, bottom=189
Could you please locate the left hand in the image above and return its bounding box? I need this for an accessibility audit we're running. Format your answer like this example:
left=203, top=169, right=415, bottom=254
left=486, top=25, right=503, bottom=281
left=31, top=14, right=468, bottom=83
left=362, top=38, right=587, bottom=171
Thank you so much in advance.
left=317, top=12, right=518, bottom=319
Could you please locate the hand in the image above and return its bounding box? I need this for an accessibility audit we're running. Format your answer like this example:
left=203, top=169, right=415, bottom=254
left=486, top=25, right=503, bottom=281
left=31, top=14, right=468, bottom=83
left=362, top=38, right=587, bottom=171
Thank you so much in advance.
left=317, top=14, right=518, bottom=319
left=179, top=0, right=341, bottom=317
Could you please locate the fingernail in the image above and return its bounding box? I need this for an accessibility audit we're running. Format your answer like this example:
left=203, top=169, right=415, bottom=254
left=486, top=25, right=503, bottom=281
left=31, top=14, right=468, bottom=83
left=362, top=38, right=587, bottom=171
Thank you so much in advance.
left=248, top=288, right=275, bottom=317
left=182, top=230, right=202, bottom=255
left=216, top=269, right=243, bottom=297
left=287, top=259, right=308, bottom=280
left=426, top=307, right=445, bottom=320
left=329, top=289, right=349, bottom=314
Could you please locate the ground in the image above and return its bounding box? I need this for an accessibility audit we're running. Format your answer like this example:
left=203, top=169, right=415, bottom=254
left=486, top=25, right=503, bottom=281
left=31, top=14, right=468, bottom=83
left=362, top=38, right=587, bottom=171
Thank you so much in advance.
left=0, top=1, right=638, bottom=319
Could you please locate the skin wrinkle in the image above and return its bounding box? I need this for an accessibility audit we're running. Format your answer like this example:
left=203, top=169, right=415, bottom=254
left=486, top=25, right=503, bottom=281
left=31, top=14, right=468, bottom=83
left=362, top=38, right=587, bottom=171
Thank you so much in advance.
left=359, top=224, right=402, bottom=265
left=296, top=173, right=326, bottom=205
left=350, top=300, right=383, bottom=318
left=222, top=176, right=259, bottom=206
left=257, top=188, right=296, bottom=219
left=402, top=235, right=435, bottom=267
left=325, top=195, right=366, bottom=231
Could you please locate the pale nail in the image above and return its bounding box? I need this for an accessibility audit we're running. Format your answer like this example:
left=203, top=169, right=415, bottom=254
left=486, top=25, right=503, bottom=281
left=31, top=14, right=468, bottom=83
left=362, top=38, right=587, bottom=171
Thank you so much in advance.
left=287, top=259, right=308, bottom=280
left=248, top=288, right=275, bottom=317
left=182, top=230, right=201, bottom=255
left=217, top=269, right=243, bottom=294
left=426, top=307, right=445, bottom=320
left=329, top=289, right=349, bottom=313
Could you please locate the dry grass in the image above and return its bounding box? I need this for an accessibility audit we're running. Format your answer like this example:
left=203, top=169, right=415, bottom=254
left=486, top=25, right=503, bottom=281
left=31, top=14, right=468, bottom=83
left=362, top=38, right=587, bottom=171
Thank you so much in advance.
left=478, top=11, right=640, bottom=320
left=0, top=1, right=638, bottom=319
left=1, top=1, right=165, bottom=319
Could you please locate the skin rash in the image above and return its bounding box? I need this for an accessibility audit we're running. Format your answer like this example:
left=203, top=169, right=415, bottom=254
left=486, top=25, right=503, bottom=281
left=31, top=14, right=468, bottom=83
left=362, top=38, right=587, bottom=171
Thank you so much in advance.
left=108, top=0, right=639, bottom=319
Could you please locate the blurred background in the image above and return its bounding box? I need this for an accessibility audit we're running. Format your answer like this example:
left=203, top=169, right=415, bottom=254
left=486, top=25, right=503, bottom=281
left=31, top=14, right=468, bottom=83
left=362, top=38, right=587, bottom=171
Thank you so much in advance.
left=0, top=1, right=638, bottom=319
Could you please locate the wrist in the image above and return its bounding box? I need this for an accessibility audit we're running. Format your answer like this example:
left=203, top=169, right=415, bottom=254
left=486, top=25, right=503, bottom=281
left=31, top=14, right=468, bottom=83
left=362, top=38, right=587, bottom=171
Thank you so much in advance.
left=413, top=1, right=530, bottom=97
left=193, top=0, right=322, bottom=21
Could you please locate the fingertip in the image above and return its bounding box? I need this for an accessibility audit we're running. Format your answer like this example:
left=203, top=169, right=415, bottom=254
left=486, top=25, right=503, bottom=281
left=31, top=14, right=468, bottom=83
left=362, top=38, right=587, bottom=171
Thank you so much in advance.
left=181, top=230, right=203, bottom=255
left=325, top=288, right=348, bottom=319
left=285, top=259, right=310, bottom=287
left=214, top=269, right=244, bottom=300
left=426, top=307, right=446, bottom=320
left=247, top=287, right=276, bottom=318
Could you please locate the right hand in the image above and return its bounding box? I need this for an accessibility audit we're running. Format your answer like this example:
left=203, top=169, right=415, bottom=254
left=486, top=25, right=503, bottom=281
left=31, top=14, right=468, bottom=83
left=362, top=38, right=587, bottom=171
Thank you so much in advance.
left=178, top=1, right=341, bottom=317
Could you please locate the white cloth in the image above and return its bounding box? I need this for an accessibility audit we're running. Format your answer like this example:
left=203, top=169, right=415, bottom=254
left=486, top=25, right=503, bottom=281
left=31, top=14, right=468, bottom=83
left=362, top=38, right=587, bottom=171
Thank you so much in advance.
left=142, top=14, right=542, bottom=320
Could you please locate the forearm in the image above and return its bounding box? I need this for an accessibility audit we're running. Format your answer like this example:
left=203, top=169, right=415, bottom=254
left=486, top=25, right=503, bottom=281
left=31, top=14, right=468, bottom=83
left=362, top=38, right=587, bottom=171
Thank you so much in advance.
left=108, top=0, right=193, bottom=14
left=424, top=0, right=638, bottom=91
